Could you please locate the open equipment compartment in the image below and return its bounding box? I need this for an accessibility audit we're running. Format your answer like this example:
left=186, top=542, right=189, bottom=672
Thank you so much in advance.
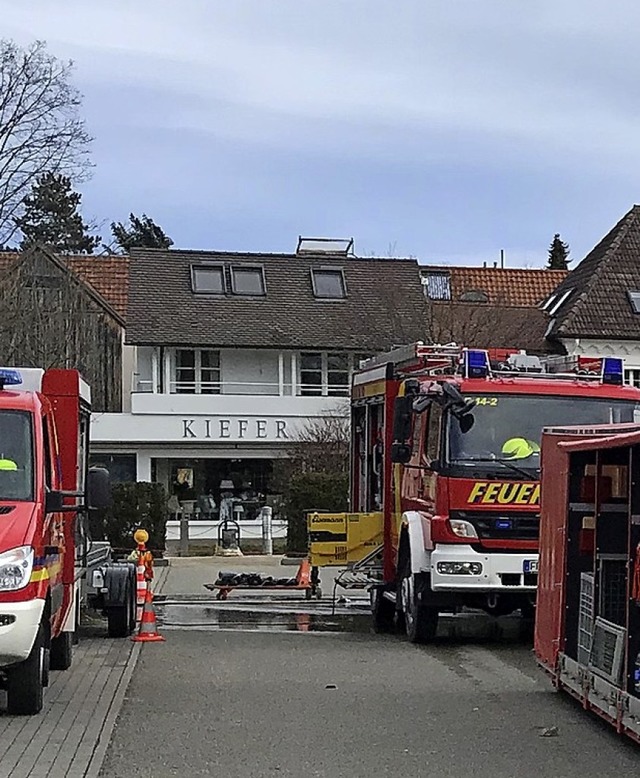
left=535, top=423, right=640, bottom=741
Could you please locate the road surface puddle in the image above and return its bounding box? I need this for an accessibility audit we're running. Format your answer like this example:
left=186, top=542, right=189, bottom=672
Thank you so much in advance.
left=155, top=601, right=371, bottom=633
left=154, top=597, right=533, bottom=642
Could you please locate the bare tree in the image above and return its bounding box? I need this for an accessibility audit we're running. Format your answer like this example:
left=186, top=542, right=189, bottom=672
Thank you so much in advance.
left=286, top=407, right=351, bottom=475
left=0, top=40, right=92, bottom=244
left=0, top=248, right=122, bottom=411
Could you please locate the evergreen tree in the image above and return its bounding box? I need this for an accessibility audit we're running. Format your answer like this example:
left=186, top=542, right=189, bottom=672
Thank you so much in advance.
left=547, top=233, right=570, bottom=270
left=110, top=213, right=173, bottom=253
left=14, top=172, right=100, bottom=253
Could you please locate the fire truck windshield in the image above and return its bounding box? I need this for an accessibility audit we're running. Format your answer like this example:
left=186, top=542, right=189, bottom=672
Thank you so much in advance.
left=447, top=394, right=640, bottom=476
left=0, top=410, right=33, bottom=501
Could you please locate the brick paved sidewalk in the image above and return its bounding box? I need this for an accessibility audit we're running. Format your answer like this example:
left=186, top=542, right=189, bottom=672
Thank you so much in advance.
left=0, top=564, right=169, bottom=778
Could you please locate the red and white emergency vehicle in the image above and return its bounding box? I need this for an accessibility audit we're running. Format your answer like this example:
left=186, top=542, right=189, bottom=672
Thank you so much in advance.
left=0, top=368, right=137, bottom=715
left=350, top=343, right=640, bottom=642
left=535, top=422, right=640, bottom=743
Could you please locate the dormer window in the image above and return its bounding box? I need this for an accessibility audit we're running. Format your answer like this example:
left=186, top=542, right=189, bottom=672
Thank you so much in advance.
left=231, top=265, right=266, bottom=296
left=191, top=264, right=225, bottom=294
left=628, top=290, right=640, bottom=314
left=311, top=268, right=346, bottom=299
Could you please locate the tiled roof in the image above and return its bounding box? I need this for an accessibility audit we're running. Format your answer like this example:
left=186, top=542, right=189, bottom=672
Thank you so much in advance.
left=0, top=251, right=129, bottom=319
left=429, top=303, right=558, bottom=354
left=126, top=248, right=430, bottom=349
left=546, top=205, right=640, bottom=341
left=421, top=266, right=567, bottom=306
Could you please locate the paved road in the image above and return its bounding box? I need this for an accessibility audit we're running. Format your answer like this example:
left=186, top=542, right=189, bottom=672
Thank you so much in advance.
left=99, top=624, right=640, bottom=777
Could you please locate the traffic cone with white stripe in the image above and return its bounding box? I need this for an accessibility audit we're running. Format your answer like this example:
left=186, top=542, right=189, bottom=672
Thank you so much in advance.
left=132, top=587, right=165, bottom=643
left=135, top=558, right=146, bottom=623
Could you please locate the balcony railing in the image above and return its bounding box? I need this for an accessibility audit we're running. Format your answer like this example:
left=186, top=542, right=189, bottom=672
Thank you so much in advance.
left=132, top=377, right=349, bottom=397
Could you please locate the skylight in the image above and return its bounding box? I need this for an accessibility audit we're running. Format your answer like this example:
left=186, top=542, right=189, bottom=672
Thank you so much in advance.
left=628, top=290, right=640, bottom=314
left=311, top=268, right=346, bottom=299
left=191, top=264, right=225, bottom=294
left=297, top=237, right=354, bottom=256
left=541, top=293, right=557, bottom=311
left=231, top=265, right=266, bottom=296
left=421, top=272, right=451, bottom=301
left=547, top=288, right=573, bottom=316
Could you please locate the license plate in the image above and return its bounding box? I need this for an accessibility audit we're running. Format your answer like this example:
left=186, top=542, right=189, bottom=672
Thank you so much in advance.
left=523, top=559, right=538, bottom=574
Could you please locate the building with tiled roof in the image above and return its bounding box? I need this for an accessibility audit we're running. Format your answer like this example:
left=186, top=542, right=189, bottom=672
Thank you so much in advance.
left=421, top=265, right=567, bottom=306
left=0, top=251, right=129, bottom=318
left=542, top=205, right=640, bottom=385
left=0, top=246, right=124, bottom=411
left=420, top=264, right=567, bottom=352
left=91, top=241, right=431, bottom=539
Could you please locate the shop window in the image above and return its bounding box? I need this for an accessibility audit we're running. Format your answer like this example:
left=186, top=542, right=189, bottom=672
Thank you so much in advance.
left=231, top=265, right=266, bottom=296
left=174, top=349, right=220, bottom=394
left=89, top=454, right=136, bottom=484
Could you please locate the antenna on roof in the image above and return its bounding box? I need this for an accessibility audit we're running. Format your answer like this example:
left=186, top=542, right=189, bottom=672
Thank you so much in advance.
left=296, top=237, right=354, bottom=256
left=500, top=249, right=505, bottom=269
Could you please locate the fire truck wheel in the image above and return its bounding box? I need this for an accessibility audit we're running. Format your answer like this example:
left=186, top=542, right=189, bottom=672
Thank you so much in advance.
left=371, top=587, right=395, bottom=633
left=401, top=572, right=439, bottom=644
left=50, top=632, right=73, bottom=671
left=7, top=623, right=46, bottom=715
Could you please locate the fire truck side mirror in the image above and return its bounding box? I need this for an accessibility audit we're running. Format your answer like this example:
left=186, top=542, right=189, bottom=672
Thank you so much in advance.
left=87, top=466, right=112, bottom=510
left=392, top=395, right=413, bottom=441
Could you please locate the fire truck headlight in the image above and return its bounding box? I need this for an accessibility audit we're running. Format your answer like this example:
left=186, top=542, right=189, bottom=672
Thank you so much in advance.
left=437, top=561, right=483, bottom=576
left=0, top=546, right=34, bottom=591
left=448, top=519, right=478, bottom=539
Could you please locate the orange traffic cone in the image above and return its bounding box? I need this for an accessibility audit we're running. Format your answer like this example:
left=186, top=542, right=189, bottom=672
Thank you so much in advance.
left=132, top=587, right=165, bottom=643
left=295, top=558, right=311, bottom=587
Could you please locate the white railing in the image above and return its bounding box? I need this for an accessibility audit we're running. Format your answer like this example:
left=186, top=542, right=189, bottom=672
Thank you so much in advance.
left=132, top=376, right=349, bottom=397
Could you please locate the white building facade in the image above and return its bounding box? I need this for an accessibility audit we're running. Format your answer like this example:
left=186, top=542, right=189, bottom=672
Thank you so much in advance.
left=89, top=244, right=430, bottom=531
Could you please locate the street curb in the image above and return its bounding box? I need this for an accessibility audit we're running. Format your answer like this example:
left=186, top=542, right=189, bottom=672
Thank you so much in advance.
left=280, top=556, right=305, bottom=566
left=84, top=641, right=142, bottom=778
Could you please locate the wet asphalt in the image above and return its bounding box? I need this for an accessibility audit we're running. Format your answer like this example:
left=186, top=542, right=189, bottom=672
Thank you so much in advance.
left=99, top=596, right=640, bottom=778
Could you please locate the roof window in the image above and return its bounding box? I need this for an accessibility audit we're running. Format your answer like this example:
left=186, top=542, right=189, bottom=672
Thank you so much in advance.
left=628, top=290, right=640, bottom=314
left=540, top=293, right=557, bottom=311
left=191, top=264, right=225, bottom=294
left=231, top=265, right=266, bottom=296
left=311, top=268, right=346, bottom=299
left=421, top=271, right=451, bottom=301
left=547, top=288, right=573, bottom=315
left=297, top=237, right=354, bottom=256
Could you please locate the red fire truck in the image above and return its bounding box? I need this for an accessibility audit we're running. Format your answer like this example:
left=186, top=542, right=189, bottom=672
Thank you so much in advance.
left=0, top=368, right=137, bottom=715
left=351, top=343, right=640, bottom=642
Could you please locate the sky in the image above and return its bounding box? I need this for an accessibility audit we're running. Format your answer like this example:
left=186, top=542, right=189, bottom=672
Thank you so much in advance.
left=2, top=0, right=640, bottom=267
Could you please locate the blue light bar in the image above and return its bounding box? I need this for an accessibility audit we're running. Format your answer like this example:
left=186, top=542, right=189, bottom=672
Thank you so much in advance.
left=602, top=357, right=623, bottom=385
left=0, top=369, right=22, bottom=388
left=495, top=519, right=513, bottom=530
left=464, top=349, right=490, bottom=379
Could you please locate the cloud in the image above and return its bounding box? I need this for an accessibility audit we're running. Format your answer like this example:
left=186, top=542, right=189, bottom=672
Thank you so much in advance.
left=1, top=0, right=639, bottom=263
